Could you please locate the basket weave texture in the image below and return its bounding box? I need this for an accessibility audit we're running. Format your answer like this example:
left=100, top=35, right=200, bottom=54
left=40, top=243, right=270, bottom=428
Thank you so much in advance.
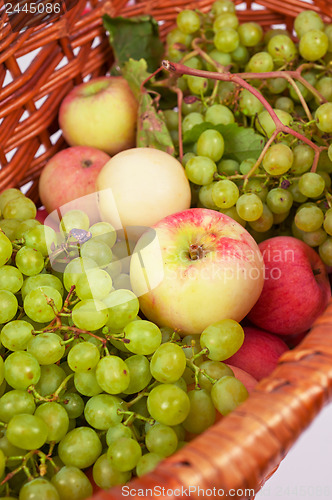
left=1, top=0, right=332, bottom=499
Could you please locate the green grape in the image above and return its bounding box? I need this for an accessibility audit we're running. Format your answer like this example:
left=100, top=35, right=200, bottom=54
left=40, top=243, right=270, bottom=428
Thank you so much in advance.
left=24, top=286, right=63, bottom=323
left=219, top=206, right=246, bottom=227
left=218, top=81, right=236, bottom=102
left=287, top=181, right=308, bottom=204
left=249, top=203, right=274, bottom=232
left=298, top=172, right=325, bottom=198
left=103, top=292, right=140, bottom=331
left=302, top=228, right=327, bottom=247
left=266, top=188, right=293, bottom=214
left=60, top=392, right=84, bottom=419
left=205, top=49, right=232, bottom=70
left=294, top=10, right=324, bottom=38
left=205, top=104, right=234, bottom=126
left=273, top=209, right=290, bottom=223
left=256, top=109, right=292, bottom=137
left=58, top=426, right=102, bottom=469
left=24, top=225, right=57, bottom=257
left=183, top=389, right=216, bottom=434
left=0, top=265, right=23, bottom=293
left=299, top=30, right=328, bottom=61
left=267, top=34, right=297, bottom=65
left=74, top=368, right=102, bottom=397
left=245, top=179, right=268, bottom=202
left=239, top=89, right=264, bottom=116
left=1, top=320, right=33, bottom=351
left=15, top=246, right=44, bottom=276
left=231, top=44, right=249, bottom=64
left=318, top=171, right=331, bottom=189
left=21, top=273, right=64, bottom=300
left=166, top=27, right=192, bottom=49
left=89, top=221, right=117, bottom=248
left=217, top=159, right=239, bottom=176
left=200, top=319, right=244, bottom=361
left=27, top=333, right=65, bottom=365
left=275, top=96, right=295, bottom=114
left=92, top=453, right=131, bottom=489
left=198, top=183, right=219, bottom=210
left=4, top=351, right=40, bottom=390
left=183, top=56, right=203, bottom=73
left=124, top=320, right=162, bottom=355
left=182, top=112, right=204, bottom=134
left=0, top=219, right=21, bottom=240
left=60, top=210, right=90, bottom=234
left=136, top=453, right=163, bottom=478
left=84, top=394, right=123, bottom=430
left=0, top=231, right=13, bottom=267
left=239, top=158, right=256, bottom=175
left=247, top=51, right=274, bottom=72
left=211, top=180, right=239, bottom=208
left=214, top=27, right=239, bottom=53
left=289, top=81, right=310, bottom=102
left=147, top=384, right=190, bottom=426
left=67, top=342, right=100, bottom=372
left=186, top=75, right=209, bottom=95
left=182, top=152, right=196, bottom=167
left=123, top=354, right=152, bottom=394
left=213, top=12, right=239, bottom=31
left=236, top=193, right=263, bottom=221
left=0, top=390, right=35, bottom=423
left=267, top=77, right=288, bottom=94
left=72, top=299, right=108, bottom=331
left=3, top=196, right=37, bottom=220
left=211, top=376, right=248, bottom=415
left=14, top=218, right=40, bottom=239
left=0, top=188, right=24, bottom=212
left=238, top=22, right=263, bottom=46
left=164, top=109, right=179, bottom=131
left=212, top=0, right=235, bottom=15
left=198, top=360, right=234, bottom=392
left=81, top=239, right=113, bottom=267
left=7, top=413, right=48, bottom=450
left=106, top=423, right=133, bottom=446
left=318, top=150, right=332, bottom=173
left=107, top=437, right=142, bottom=472
left=319, top=237, right=332, bottom=265
left=112, top=272, right=132, bottom=290
left=150, top=342, right=186, bottom=383
left=35, top=402, right=69, bottom=443
left=76, top=267, right=112, bottom=300
left=95, top=355, right=130, bottom=394
left=51, top=465, right=93, bottom=500
left=181, top=97, right=204, bottom=116
left=295, top=205, right=324, bottom=232
left=315, top=102, right=332, bottom=133
left=145, top=423, right=178, bottom=457
left=197, top=129, right=224, bottom=162
left=63, top=256, right=97, bottom=291
left=324, top=209, right=332, bottom=235
left=290, top=144, right=315, bottom=174
left=176, top=9, right=200, bottom=34
left=0, top=290, right=17, bottom=323
left=19, top=478, right=60, bottom=500
left=104, top=256, right=122, bottom=280
left=35, top=364, right=66, bottom=397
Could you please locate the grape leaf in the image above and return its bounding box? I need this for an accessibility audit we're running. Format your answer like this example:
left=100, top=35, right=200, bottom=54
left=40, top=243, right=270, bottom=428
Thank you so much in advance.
left=102, top=14, right=164, bottom=73
left=183, top=123, right=266, bottom=162
left=137, top=92, right=175, bottom=156
left=122, top=58, right=151, bottom=101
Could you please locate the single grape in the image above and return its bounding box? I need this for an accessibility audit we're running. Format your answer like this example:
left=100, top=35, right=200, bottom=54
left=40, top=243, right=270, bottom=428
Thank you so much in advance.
left=147, top=384, right=190, bottom=425
left=84, top=394, right=123, bottom=430
left=1, top=320, right=34, bottom=352
left=0, top=390, right=35, bottom=423
left=106, top=423, right=133, bottom=446
left=205, top=104, right=234, bottom=126
left=205, top=49, right=232, bottom=70
left=25, top=225, right=57, bottom=257
left=315, top=102, right=332, bottom=133
left=63, top=256, right=97, bottom=292
left=219, top=206, right=246, bottom=227
left=198, top=183, right=219, bottom=210
left=302, top=228, right=327, bottom=247
left=247, top=51, right=274, bottom=72
left=7, top=413, right=48, bottom=450
left=212, top=179, right=239, bottom=208
left=238, top=22, right=263, bottom=46
left=196, top=129, right=224, bottom=162
left=21, top=273, right=64, bottom=300
left=231, top=44, right=249, bottom=64
left=324, top=208, right=332, bottom=236
left=298, top=172, right=325, bottom=198
left=239, top=158, right=256, bottom=176
left=150, top=342, right=186, bottom=383
left=267, top=34, right=297, bottom=64
left=35, top=402, right=69, bottom=443
left=81, top=239, right=113, bottom=267
left=136, top=453, right=163, bottom=478
left=236, top=193, right=263, bottom=221
left=124, top=320, right=162, bottom=355
left=249, top=204, right=274, bottom=232
left=266, top=188, right=293, bottom=214
left=185, top=156, right=217, bottom=186
left=60, top=392, right=85, bottom=419
left=92, top=453, right=131, bottom=489
left=275, top=96, right=294, bottom=114
left=27, top=333, right=65, bottom=365
left=176, top=9, right=200, bottom=34
left=211, top=376, right=248, bottom=415
left=3, top=196, right=37, bottom=220
left=60, top=210, right=90, bottom=234
left=67, top=342, right=100, bottom=372
left=95, top=355, right=130, bottom=394
left=290, top=144, right=315, bottom=174
left=319, top=237, right=332, bottom=266
left=74, top=368, right=102, bottom=397
left=245, top=179, right=268, bottom=202
left=0, top=218, right=21, bottom=240
left=295, top=205, right=324, bottom=232
left=89, top=221, right=117, bottom=247
left=294, top=10, right=324, bottom=38
left=107, top=437, right=142, bottom=472
left=35, top=364, right=67, bottom=397
left=182, top=112, right=204, bottom=134
left=58, top=427, right=102, bottom=469
left=183, top=389, right=216, bottom=434
left=186, top=75, right=209, bottom=95
left=214, top=27, right=239, bottom=53
left=24, top=286, right=63, bottom=323
left=145, top=423, right=178, bottom=457
left=213, top=12, right=239, bottom=31
left=72, top=299, right=108, bottom=331
left=104, top=289, right=140, bottom=330
left=51, top=465, right=93, bottom=500
left=200, top=319, right=244, bottom=361
left=239, top=89, right=264, bottom=116
left=262, top=143, right=293, bottom=175
left=217, top=159, right=239, bottom=176
left=299, top=30, right=328, bottom=61
left=325, top=24, right=332, bottom=51
left=0, top=265, right=23, bottom=293
left=164, top=109, right=179, bottom=131
left=256, top=109, right=292, bottom=138
left=123, top=354, right=152, bottom=394
left=212, top=0, right=236, bottom=15
left=0, top=290, right=17, bottom=323
left=4, top=350, right=40, bottom=390
left=0, top=188, right=24, bottom=212
left=19, top=478, right=60, bottom=500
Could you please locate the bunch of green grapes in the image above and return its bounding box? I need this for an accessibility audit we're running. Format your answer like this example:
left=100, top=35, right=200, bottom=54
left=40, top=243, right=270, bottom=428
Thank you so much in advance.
left=0, top=189, right=249, bottom=498
left=163, top=2, right=332, bottom=264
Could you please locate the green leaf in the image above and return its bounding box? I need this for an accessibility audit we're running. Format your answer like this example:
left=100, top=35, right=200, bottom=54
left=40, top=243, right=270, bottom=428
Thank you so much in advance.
left=102, top=14, right=164, bottom=73
left=183, top=123, right=266, bottom=162
left=121, top=59, right=151, bottom=101
left=137, top=92, right=175, bottom=156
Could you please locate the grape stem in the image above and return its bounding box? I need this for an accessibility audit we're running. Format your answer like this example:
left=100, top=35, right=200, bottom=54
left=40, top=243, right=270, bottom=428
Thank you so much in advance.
left=28, top=373, right=74, bottom=402
left=117, top=409, right=154, bottom=425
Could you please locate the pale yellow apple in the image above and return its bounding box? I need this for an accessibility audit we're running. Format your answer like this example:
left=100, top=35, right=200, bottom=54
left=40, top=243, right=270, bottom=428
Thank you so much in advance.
left=130, top=208, right=265, bottom=335
left=96, top=148, right=191, bottom=233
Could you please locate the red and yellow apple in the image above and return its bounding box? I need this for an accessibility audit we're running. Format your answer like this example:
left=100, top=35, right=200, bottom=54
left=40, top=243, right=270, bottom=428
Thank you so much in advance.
left=248, top=236, right=331, bottom=336
left=59, top=77, right=138, bottom=156
left=130, top=208, right=265, bottom=335
left=39, top=146, right=110, bottom=224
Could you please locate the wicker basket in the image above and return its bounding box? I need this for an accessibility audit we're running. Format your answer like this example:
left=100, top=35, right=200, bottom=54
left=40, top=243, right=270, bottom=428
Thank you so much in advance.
left=1, top=0, right=332, bottom=499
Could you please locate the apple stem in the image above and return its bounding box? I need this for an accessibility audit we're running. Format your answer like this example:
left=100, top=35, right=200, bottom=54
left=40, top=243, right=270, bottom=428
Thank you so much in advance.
left=313, top=268, right=321, bottom=276
left=189, top=243, right=204, bottom=260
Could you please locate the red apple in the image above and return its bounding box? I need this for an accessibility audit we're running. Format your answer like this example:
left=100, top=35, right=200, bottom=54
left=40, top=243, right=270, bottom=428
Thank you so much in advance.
left=59, top=76, right=138, bottom=156
left=38, top=146, right=110, bottom=224
left=248, top=236, right=331, bottom=336
left=225, top=326, right=289, bottom=381
left=35, top=207, right=49, bottom=224
left=130, top=208, right=265, bottom=335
